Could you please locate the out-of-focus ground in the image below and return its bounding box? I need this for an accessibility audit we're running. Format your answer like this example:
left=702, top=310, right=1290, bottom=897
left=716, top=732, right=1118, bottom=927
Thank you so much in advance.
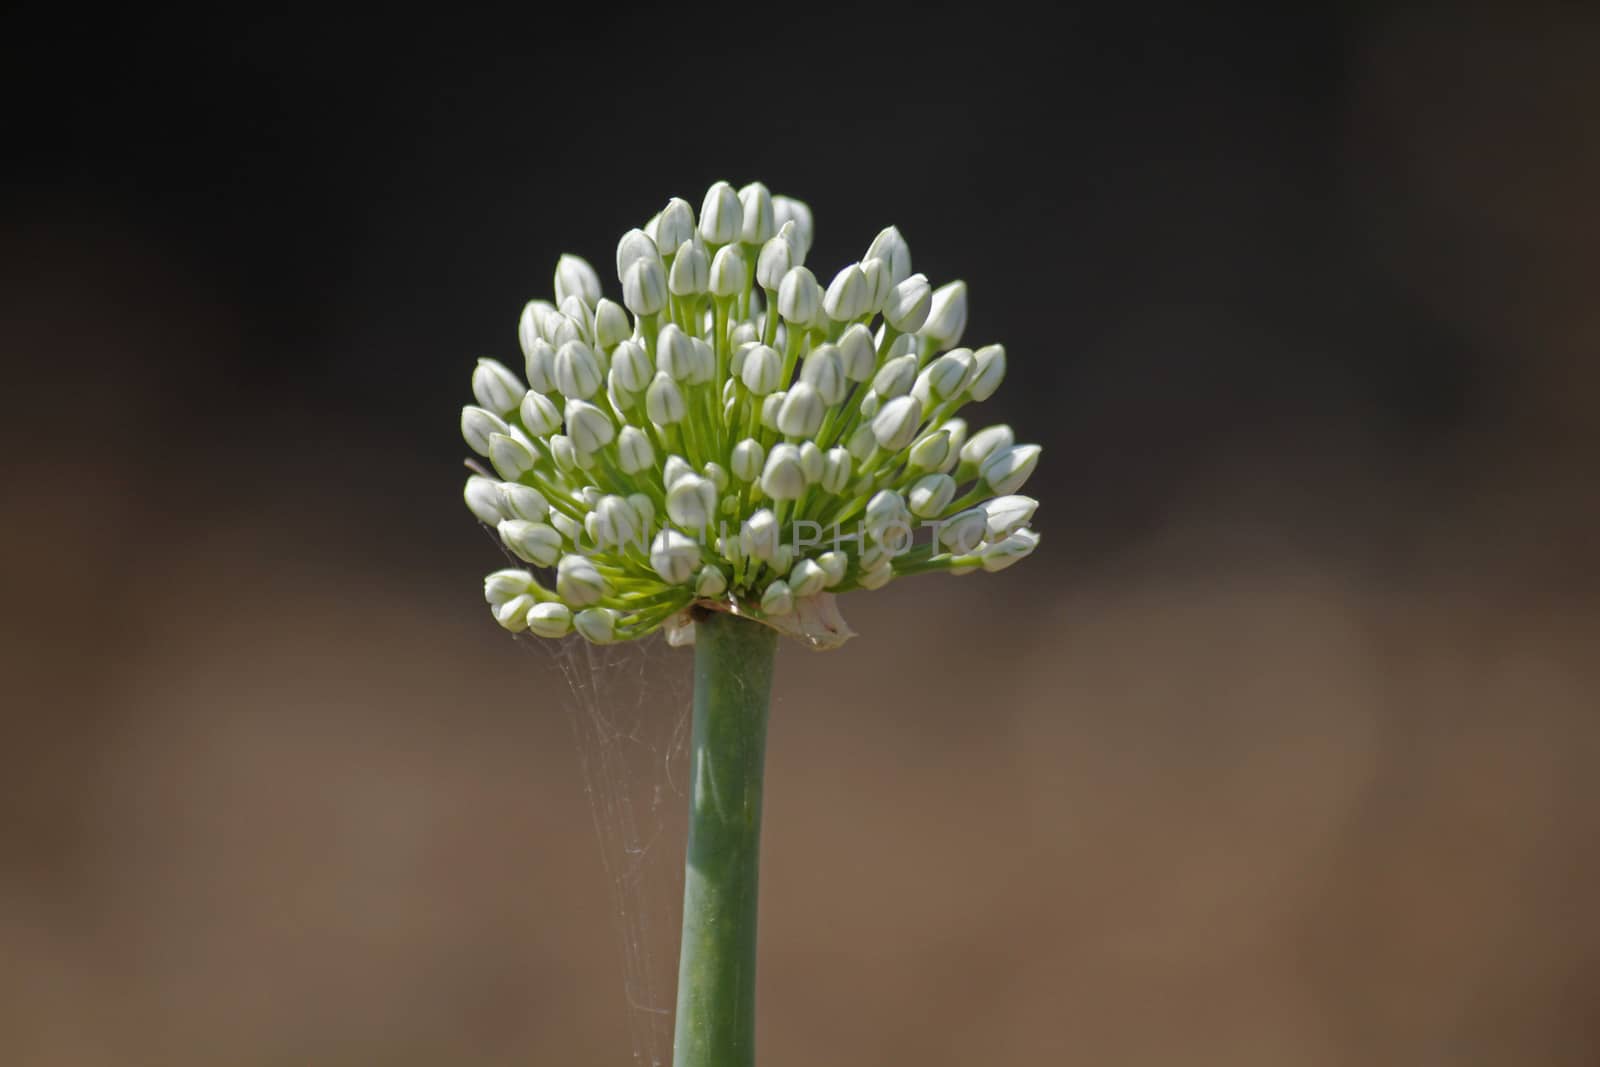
left=4, top=8, right=1600, bottom=1065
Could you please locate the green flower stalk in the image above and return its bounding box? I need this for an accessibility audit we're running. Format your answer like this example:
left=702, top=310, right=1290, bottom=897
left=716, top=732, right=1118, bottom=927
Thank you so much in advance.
left=460, top=180, right=1041, bottom=1066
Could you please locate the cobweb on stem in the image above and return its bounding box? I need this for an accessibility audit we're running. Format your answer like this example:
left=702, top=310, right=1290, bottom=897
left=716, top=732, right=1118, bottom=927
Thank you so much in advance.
left=524, top=633, right=693, bottom=1066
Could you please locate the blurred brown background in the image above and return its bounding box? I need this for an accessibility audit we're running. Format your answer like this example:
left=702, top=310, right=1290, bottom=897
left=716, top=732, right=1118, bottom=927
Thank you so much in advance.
left=4, top=6, right=1599, bottom=1064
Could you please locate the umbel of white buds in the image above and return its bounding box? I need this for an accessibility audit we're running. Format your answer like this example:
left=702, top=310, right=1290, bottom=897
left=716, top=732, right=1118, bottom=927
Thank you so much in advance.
left=460, top=181, right=1042, bottom=647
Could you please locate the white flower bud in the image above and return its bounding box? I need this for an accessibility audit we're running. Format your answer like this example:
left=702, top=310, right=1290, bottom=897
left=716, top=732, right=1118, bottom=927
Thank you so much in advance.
left=861, top=257, right=893, bottom=314
left=755, top=234, right=793, bottom=290
left=668, top=240, right=710, bottom=295
left=616, top=228, right=660, bottom=279
left=865, top=225, right=912, bottom=285
left=546, top=313, right=582, bottom=349
left=464, top=475, right=505, bottom=525
left=523, top=337, right=557, bottom=394
left=857, top=563, right=894, bottom=590
left=499, top=482, right=549, bottom=521
left=798, top=441, right=824, bottom=483
left=800, top=344, right=847, bottom=404
left=760, top=580, right=794, bottom=616
left=845, top=422, right=878, bottom=461
left=622, top=258, right=667, bottom=317
left=980, top=443, right=1041, bottom=496
left=817, top=550, right=847, bottom=586
left=968, top=344, right=1006, bottom=401
left=548, top=434, right=579, bottom=474
left=556, top=554, right=609, bottom=606
left=662, top=454, right=695, bottom=489
left=526, top=601, right=573, bottom=638
left=656, top=198, right=696, bottom=256
left=564, top=399, right=615, bottom=452
left=760, top=442, right=806, bottom=500
left=837, top=323, right=878, bottom=382
left=823, top=263, right=869, bottom=321
left=777, top=381, right=825, bottom=437
left=872, top=353, right=918, bottom=399
left=687, top=336, right=716, bottom=384
left=702, top=461, right=729, bottom=493
left=667, top=474, right=717, bottom=530
left=650, top=528, right=701, bottom=584
left=554, top=340, right=603, bottom=399
left=494, top=594, right=534, bottom=631
left=921, top=280, right=968, bottom=348
left=519, top=299, right=558, bottom=354
left=865, top=489, right=909, bottom=543
left=730, top=438, right=765, bottom=482
left=574, top=607, right=619, bottom=643
left=980, top=528, right=1040, bottom=573
left=590, top=494, right=639, bottom=549
left=983, top=495, right=1039, bottom=538
left=926, top=348, right=975, bottom=400
left=871, top=394, right=924, bottom=451
left=558, top=296, right=595, bottom=344
left=772, top=195, right=813, bottom=260
left=938, top=507, right=988, bottom=553
left=646, top=372, right=686, bottom=425
left=499, top=519, right=563, bottom=566
left=488, top=432, right=537, bottom=479
left=789, top=558, right=827, bottom=597
left=694, top=565, right=728, bottom=597
left=472, top=358, right=525, bottom=415
left=740, top=343, right=783, bottom=395
left=760, top=391, right=785, bottom=431
left=729, top=321, right=759, bottom=348
left=591, top=299, right=629, bottom=352
left=462, top=406, right=508, bottom=456
left=777, top=266, right=821, bottom=325
left=484, top=568, right=533, bottom=606
left=738, top=182, right=775, bottom=244
left=741, top=508, right=780, bottom=562
left=709, top=244, right=747, bottom=298
left=549, top=508, right=581, bottom=543
left=699, top=181, right=743, bottom=244
left=908, top=428, right=951, bottom=471
left=882, top=273, right=931, bottom=334
left=615, top=425, right=655, bottom=474
left=908, top=472, right=956, bottom=518
left=820, top=446, right=852, bottom=493
left=960, top=424, right=1014, bottom=469
left=628, top=492, right=655, bottom=530
left=519, top=390, right=561, bottom=436
left=859, top=392, right=881, bottom=419
left=554, top=254, right=602, bottom=307
left=657, top=323, right=695, bottom=381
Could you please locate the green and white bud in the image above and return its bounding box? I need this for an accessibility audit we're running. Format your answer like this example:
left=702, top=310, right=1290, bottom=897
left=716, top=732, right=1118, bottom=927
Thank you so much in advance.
left=472, top=358, right=524, bottom=416
left=668, top=240, right=710, bottom=295
left=823, top=263, right=869, bottom=321
left=548, top=434, right=580, bottom=475
left=694, top=565, right=728, bottom=598
left=760, top=579, right=794, bottom=616
left=667, top=474, right=717, bottom=530
left=856, top=563, right=894, bottom=590
left=484, top=568, right=534, bottom=606
left=556, top=554, right=609, bottom=606
left=789, top=558, right=827, bottom=597
left=798, top=441, right=824, bottom=484
left=574, top=606, right=619, bottom=643
left=520, top=390, right=561, bottom=436
left=519, top=300, right=558, bottom=354
left=755, top=234, right=793, bottom=291
left=462, top=406, right=508, bottom=456
left=657, top=323, right=695, bottom=382
left=549, top=508, right=582, bottom=544
left=523, top=337, right=557, bottom=394
left=499, top=482, right=549, bottom=521
left=709, top=244, right=747, bottom=298
left=938, top=507, right=988, bottom=553
left=817, top=550, right=848, bottom=586
left=837, top=323, right=878, bottom=382
left=730, top=438, right=765, bottom=482
left=564, top=399, right=616, bottom=453
left=500, top=519, right=563, bottom=566
left=820, top=446, right=852, bottom=493
left=908, top=428, right=952, bottom=472
left=921, top=280, right=968, bottom=348
left=882, top=273, right=931, bottom=334
left=760, top=392, right=785, bottom=432
left=907, top=472, right=956, bottom=518
left=740, top=343, right=783, bottom=395
left=777, top=382, right=825, bottom=437
left=777, top=266, right=821, bottom=325
left=488, top=432, right=537, bottom=479
left=547, top=313, right=583, bottom=349
left=703, top=461, right=729, bottom=494
left=925, top=349, right=975, bottom=402
left=861, top=258, right=893, bottom=314
left=960, top=424, right=1014, bottom=470
left=554, top=340, right=603, bottom=399
left=628, top=492, right=655, bottom=531
left=870, top=394, right=924, bottom=451
left=983, top=495, right=1038, bottom=538
left=865, top=225, right=912, bottom=285
left=980, top=528, right=1040, bottom=573
left=968, top=344, right=1006, bottom=401
left=800, top=345, right=847, bottom=405
left=591, top=495, right=639, bottom=548
left=651, top=528, right=702, bottom=584
left=526, top=601, right=573, bottom=638
left=616, top=229, right=660, bottom=279
left=610, top=339, right=652, bottom=393
left=622, top=259, right=667, bottom=317
left=738, top=182, right=776, bottom=245
left=663, top=454, right=695, bottom=489
left=494, top=594, right=534, bottom=631
left=646, top=372, right=687, bottom=425
left=980, top=443, right=1041, bottom=496
left=554, top=254, right=602, bottom=307
left=865, top=489, right=910, bottom=543
left=741, top=508, right=780, bottom=562
left=616, top=425, right=655, bottom=473
left=872, top=353, right=919, bottom=399
left=699, top=181, right=743, bottom=244
left=772, top=196, right=813, bottom=259
left=464, top=475, right=505, bottom=526
left=760, top=443, right=807, bottom=500
left=845, top=422, right=878, bottom=461
left=656, top=197, right=696, bottom=256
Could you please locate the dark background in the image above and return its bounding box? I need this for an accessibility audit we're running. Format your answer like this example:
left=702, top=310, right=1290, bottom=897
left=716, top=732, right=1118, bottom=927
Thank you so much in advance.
left=4, top=6, right=1598, bottom=1064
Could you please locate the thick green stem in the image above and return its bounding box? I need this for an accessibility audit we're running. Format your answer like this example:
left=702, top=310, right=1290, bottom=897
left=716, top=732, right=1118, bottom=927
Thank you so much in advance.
left=672, top=610, right=779, bottom=1067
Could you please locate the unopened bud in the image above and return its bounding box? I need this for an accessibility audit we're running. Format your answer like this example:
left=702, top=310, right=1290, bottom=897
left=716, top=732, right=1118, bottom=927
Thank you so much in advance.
left=500, top=519, right=563, bottom=566
left=472, top=358, right=525, bottom=415
left=556, top=554, right=609, bottom=606
left=554, top=254, right=602, bottom=307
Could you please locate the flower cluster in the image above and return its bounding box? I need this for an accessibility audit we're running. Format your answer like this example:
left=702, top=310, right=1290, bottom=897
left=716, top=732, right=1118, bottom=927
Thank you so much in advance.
left=463, top=181, right=1041, bottom=647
